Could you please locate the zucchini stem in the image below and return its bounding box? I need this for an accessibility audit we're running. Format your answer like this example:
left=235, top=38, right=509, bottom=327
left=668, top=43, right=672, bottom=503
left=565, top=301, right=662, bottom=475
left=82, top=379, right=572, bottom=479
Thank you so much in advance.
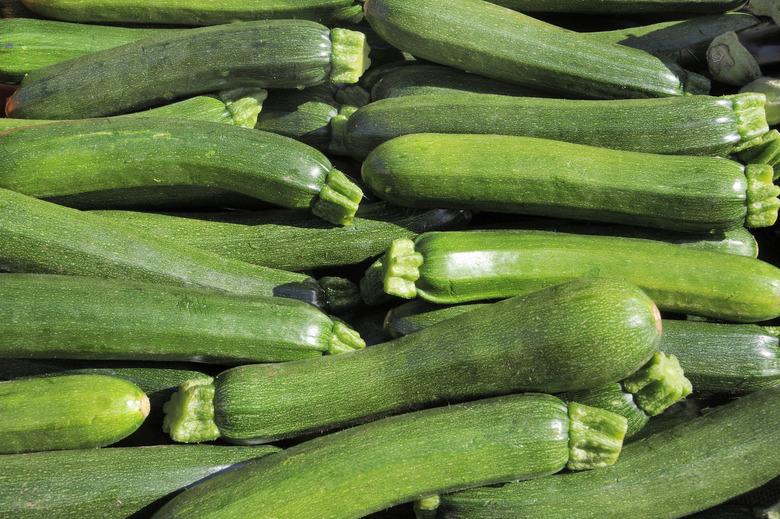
left=745, top=164, right=780, bottom=227
left=329, top=28, right=372, bottom=85
left=162, top=378, right=220, bottom=444
left=728, top=92, right=771, bottom=143
left=566, top=402, right=628, bottom=471
left=329, top=321, right=367, bottom=354
left=328, top=104, right=359, bottom=155
left=311, top=169, right=363, bottom=226
left=738, top=130, right=780, bottom=179
left=318, top=276, right=362, bottom=315
left=219, top=89, right=267, bottom=129
left=414, top=495, right=441, bottom=519
left=622, top=352, right=693, bottom=417
left=382, top=238, right=423, bottom=299
left=333, top=3, right=365, bottom=24
left=359, top=258, right=394, bottom=306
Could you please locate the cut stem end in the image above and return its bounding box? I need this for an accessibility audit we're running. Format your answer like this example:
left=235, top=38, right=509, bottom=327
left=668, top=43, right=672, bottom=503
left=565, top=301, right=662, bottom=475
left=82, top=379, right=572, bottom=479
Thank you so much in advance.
left=622, top=352, right=693, bottom=417
left=311, top=169, right=363, bottom=226
left=162, top=377, right=220, bottom=443
left=330, top=28, right=372, bottom=85
left=382, top=238, right=423, bottom=299
left=567, top=402, right=627, bottom=471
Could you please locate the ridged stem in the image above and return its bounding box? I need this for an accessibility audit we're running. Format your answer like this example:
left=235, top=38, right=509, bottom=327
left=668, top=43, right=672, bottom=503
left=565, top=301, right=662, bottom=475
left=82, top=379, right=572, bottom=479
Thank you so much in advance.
left=328, top=105, right=358, bottom=155
left=311, top=169, right=363, bottom=226
left=737, top=130, right=780, bottom=177
left=359, top=258, right=394, bottom=306
left=728, top=92, right=770, bottom=143
left=219, top=89, right=267, bottom=129
left=566, top=402, right=627, bottom=471
left=382, top=238, right=423, bottom=299
left=745, top=164, right=780, bottom=227
left=622, top=352, right=693, bottom=417
left=741, top=78, right=780, bottom=125
left=162, top=378, right=220, bottom=443
left=319, top=276, right=362, bottom=314
left=329, top=28, right=372, bottom=85
left=329, top=320, right=367, bottom=354
left=708, top=31, right=762, bottom=86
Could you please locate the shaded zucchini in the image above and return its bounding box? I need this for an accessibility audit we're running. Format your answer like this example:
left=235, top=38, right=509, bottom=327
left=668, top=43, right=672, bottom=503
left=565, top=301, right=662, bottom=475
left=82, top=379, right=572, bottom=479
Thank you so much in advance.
left=742, top=77, right=780, bottom=125
left=489, top=0, right=747, bottom=13
left=257, top=84, right=341, bottom=150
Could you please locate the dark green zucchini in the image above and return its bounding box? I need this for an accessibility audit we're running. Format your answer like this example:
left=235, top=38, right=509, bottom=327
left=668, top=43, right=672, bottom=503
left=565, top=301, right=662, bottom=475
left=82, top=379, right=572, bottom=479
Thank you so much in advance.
left=435, top=387, right=780, bottom=519
left=7, top=20, right=370, bottom=119
left=0, top=374, right=149, bottom=454
left=256, top=85, right=340, bottom=150
left=363, top=231, right=780, bottom=322
left=155, top=394, right=627, bottom=519
left=337, top=92, right=769, bottom=159
left=363, top=0, right=708, bottom=99
left=0, top=445, right=280, bottom=518
left=162, top=278, right=659, bottom=443
left=489, top=0, right=747, bottom=13
left=0, top=118, right=363, bottom=225
left=91, top=203, right=470, bottom=272
left=361, top=134, right=780, bottom=232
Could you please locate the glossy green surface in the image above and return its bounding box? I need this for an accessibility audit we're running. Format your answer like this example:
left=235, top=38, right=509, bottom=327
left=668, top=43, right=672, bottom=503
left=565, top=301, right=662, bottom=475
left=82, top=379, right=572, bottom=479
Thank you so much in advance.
left=0, top=374, right=148, bottom=454
left=0, top=445, right=279, bottom=518
left=489, top=0, right=746, bottom=12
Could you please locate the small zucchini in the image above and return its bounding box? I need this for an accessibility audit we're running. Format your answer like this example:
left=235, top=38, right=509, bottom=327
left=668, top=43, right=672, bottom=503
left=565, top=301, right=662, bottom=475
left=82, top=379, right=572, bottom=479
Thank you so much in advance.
left=489, top=0, right=747, bottom=13
left=361, top=134, right=780, bottom=232
left=435, top=387, right=780, bottom=519
left=7, top=20, right=370, bottom=119
left=0, top=374, right=149, bottom=454
left=363, top=0, right=708, bottom=99
left=0, top=445, right=279, bottom=518
left=362, top=231, right=780, bottom=322
left=0, top=118, right=363, bottom=226
left=155, top=394, right=627, bottom=519
left=162, top=278, right=659, bottom=444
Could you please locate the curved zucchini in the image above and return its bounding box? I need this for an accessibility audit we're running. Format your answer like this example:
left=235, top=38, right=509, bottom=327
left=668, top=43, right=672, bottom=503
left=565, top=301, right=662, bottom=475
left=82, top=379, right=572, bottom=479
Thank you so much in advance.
left=361, top=134, right=780, bottom=232
left=162, top=278, right=659, bottom=443
left=0, top=118, right=363, bottom=225
left=363, top=0, right=708, bottom=99
left=91, top=203, right=470, bottom=272
left=363, top=231, right=780, bottom=322
left=435, top=387, right=780, bottom=519
left=7, top=21, right=370, bottom=119
left=490, top=0, right=747, bottom=13
left=0, top=374, right=149, bottom=454
left=337, top=92, right=769, bottom=159
left=155, top=394, right=627, bottom=519
left=0, top=445, right=279, bottom=518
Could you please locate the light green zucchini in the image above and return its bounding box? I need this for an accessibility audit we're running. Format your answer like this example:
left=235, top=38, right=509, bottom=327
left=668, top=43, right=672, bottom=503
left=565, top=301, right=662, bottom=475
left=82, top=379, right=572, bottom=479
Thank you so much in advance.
left=489, top=0, right=747, bottom=13
left=0, top=374, right=149, bottom=454
left=155, top=394, right=627, bottom=519
left=7, top=20, right=370, bottom=119
left=0, top=445, right=280, bottom=518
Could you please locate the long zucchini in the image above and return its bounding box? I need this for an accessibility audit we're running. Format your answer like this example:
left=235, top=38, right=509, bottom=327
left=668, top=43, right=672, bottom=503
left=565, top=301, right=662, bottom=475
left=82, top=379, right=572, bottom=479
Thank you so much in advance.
left=362, top=231, right=780, bottom=322
left=0, top=118, right=363, bottom=225
left=0, top=374, right=149, bottom=454
left=361, top=134, right=780, bottom=232
left=435, top=387, right=780, bottom=519
left=363, top=0, right=708, bottom=99
left=0, top=445, right=279, bottom=518
left=337, top=92, right=769, bottom=159
left=155, top=394, right=627, bottom=519
left=7, top=20, right=370, bottom=119
left=489, top=0, right=747, bottom=13
left=162, top=278, right=659, bottom=443
left=92, top=203, right=470, bottom=272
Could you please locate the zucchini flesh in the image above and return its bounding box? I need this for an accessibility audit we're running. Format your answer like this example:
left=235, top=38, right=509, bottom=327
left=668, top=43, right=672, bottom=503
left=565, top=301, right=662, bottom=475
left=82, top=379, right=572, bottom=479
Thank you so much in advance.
left=0, top=118, right=363, bottom=226
left=91, top=203, right=470, bottom=272
left=0, top=445, right=279, bottom=518
left=0, top=374, right=149, bottom=454
left=361, top=134, right=780, bottom=232
left=163, top=278, right=659, bottom=443
left=489, top=0, right=747, bottom=13
left=363, top=0, right=708, bottom=99
left=155, top=395, right=627, bottom=519
left=365, top=231, right=780, bottom=322
left=7, top=21, right=370, bottom=119
left=436, top=387, right=780, bottom=519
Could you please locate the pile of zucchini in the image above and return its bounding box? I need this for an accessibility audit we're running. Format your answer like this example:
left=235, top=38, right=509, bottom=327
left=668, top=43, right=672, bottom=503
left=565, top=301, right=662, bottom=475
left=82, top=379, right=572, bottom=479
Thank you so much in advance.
left=1, top=0, right=779, bottom=517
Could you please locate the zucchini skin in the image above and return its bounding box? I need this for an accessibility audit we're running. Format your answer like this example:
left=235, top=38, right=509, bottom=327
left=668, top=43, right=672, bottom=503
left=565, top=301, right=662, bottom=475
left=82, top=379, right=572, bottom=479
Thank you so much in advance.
left=489, top=0, right=747, bottom=14
left=342, top=93, right=768, bottom=159
left=0, top=274, right=363, bottom=363
left=0, top=445, right=279, bottom=518
left=437, top=387, right=780, bottom=519
left=92, top=203, right=470, bottom=272
left=257, top=84, right=340, bottom=150
left=363, top=0, right=705, bottom=99
left=0, top=374, right=149, bottom=454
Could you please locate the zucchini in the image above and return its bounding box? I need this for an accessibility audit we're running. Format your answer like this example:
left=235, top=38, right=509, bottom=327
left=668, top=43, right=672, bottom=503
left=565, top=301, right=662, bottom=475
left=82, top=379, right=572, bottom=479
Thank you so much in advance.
left=0, top=118, right=363, bottom=226
left=435, top=387, right=780, bottom=519
left=256, top=84, right=340, bottom=150
left=20, top=0, right=363, bottom=26
left=0, top=274, right=365, bottom=363
left=362, top=231, right=780, bottom=322
left=361, top=134, right=780, bottom=232
left=489, top=0, right=747, bottom=13
left=742, top=77, right=780, bottom=125
left=363, top=0, right=709, bottom=99
left=0, top=445, right=279, bottom=518
left=336, top=92, right=769, bottom=159
left=162, top=278, right=659, bottom=443
left=155, top=394, right=628, bottom=519
left=7, top=20, right=370, bottom=119
left=0, top=374, right=149, bottom=454
left=91, top=203, right=470, bottom=272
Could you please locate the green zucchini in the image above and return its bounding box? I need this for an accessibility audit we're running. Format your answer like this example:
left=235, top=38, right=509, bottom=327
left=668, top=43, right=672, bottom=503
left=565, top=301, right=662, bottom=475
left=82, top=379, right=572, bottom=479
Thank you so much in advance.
left=162, top=278, right=659, bottom=443
left=336, top=92, right=769, bottom=159
left=489, top=0, right=747, bottom=13
left=7, top=20, right=370, bottom=119
left=363, top=231, right=780, bottom=322
left=20, top=0, right=363, bottom=26
left=0, top=374, right=149, bottom=454
left=363, top=0, right=708, bottom=99
left=0, top=274, right=365, bottom=363
left=49, top=187, right=267, bottom=212
left=256, top=84, right=340, bottom=150
left=742, top=77, right=780, bottom=125
left=91, top=203, right=470, bottom=272
left=0, top=445, right=280, bottom=518
left=155, top=394, right=627, bottom=519
left=0, top=118, right=363, bottom=226
left=435, top=387, right=780, bottom=519
left=361, top=134, right=780, bottom=232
